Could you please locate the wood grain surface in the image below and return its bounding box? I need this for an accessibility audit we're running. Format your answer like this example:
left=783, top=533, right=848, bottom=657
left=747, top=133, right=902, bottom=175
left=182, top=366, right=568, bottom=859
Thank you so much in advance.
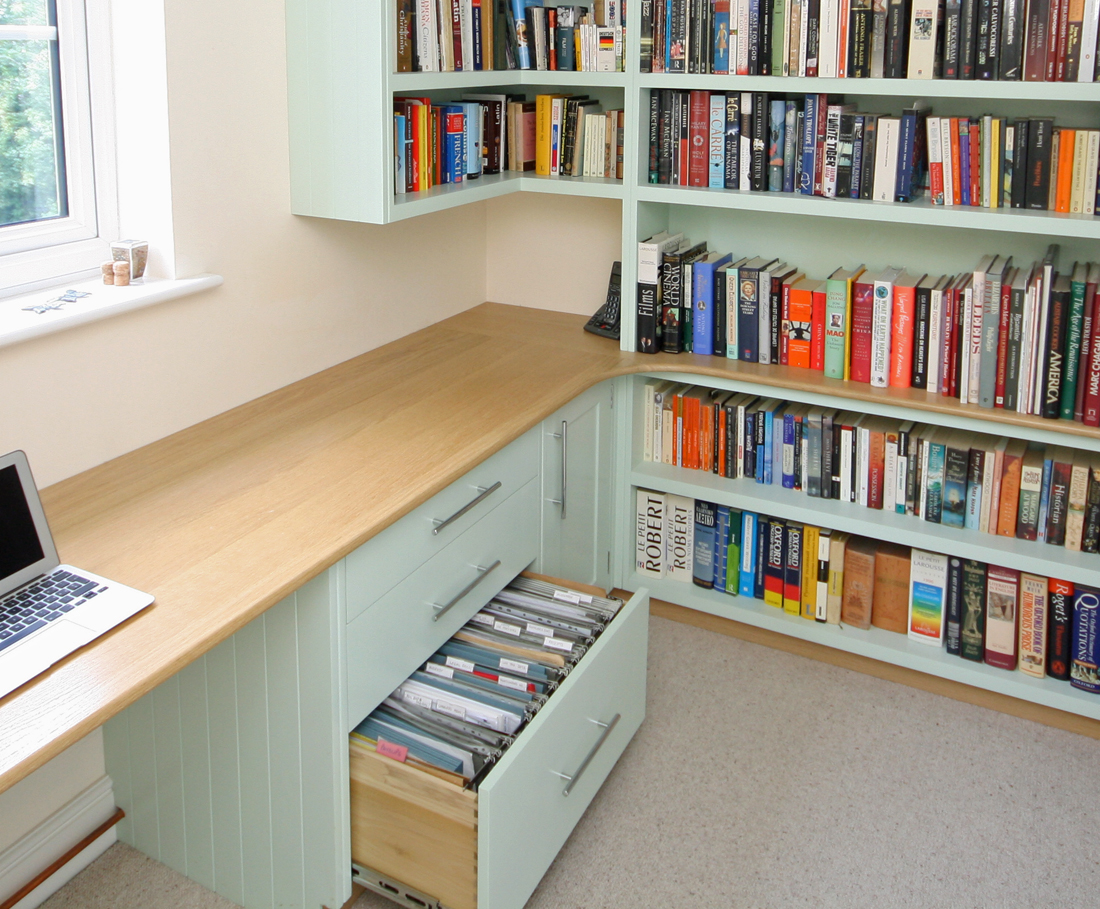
left=2, top=301, right=1095, bottom=793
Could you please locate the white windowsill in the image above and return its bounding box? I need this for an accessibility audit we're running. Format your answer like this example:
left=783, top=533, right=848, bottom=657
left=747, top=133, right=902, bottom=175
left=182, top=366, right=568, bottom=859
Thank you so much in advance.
left=0, top=274, right=223, bottom=350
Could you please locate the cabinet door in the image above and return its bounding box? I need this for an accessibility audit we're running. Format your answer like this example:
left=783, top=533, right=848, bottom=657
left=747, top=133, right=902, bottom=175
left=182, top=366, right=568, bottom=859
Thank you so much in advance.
left=540, top=382, right=614, bottom=589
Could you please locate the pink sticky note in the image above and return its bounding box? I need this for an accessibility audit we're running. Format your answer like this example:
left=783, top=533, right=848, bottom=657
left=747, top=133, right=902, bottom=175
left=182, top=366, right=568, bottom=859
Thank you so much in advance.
left=376, top=738, right=408, bottom=762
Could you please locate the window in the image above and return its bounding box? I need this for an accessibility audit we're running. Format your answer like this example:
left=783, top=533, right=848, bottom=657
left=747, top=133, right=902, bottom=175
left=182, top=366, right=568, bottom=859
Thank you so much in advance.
left=0, top=0, right=115, bottom=295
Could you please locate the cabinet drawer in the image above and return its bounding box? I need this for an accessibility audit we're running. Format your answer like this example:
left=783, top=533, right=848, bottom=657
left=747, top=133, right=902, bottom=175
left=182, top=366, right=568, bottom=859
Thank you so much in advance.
left=346, top=427, right=539, bottom=624
left=346, top=478, right=540, bottom=731
left=349, top=584, right=649, bottom=909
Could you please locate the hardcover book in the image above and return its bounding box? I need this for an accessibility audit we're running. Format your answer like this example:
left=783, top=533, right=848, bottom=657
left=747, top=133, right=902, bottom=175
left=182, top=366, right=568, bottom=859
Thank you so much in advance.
left=841, top=536, right=876, bottom=629
left=1018, top=572, right=1049, bottom=678
left=636, top=489, right=666, bottom=578
left=1070, top=586, right=1100, bottom=692
left=959, top=559, right=988, bottom=662
left=871, top=542, right=911, bottom=633
left=984, top=565, right=1020, bottom=670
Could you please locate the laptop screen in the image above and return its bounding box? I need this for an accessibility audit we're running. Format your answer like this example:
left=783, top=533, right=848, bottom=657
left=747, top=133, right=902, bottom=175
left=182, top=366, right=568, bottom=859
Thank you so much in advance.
left=0, top=464, right=46, bottom=581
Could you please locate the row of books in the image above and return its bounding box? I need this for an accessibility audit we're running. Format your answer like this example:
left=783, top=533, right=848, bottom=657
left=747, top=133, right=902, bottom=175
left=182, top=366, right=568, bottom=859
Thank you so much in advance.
left=647, top=90, right=1100, bottom=214
left=395, top=0, right=626, bottom=72
left=634, top=489, right=1100, bottom=687
left=635, top=239, right=1100, bottom=426
left=534, top=95, right=626, bottom=177
left=351, top=576, right=623, bottom=784
left=639, top=0, right=1100, bottom=81
left=640, top=381, right=1100, bottom=550
left=392, top=94, right=623, bottom=193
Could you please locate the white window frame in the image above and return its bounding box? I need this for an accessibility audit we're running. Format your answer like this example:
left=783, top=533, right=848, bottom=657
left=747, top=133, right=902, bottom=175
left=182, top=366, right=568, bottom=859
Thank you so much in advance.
left=0, top=0, right=118, bottom=297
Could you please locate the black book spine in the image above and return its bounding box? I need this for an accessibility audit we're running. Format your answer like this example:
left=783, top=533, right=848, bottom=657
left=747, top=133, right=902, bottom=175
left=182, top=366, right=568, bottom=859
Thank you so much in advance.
left=754, top=508, right=767, bottom=598
left=1048, top=583, right=1073, bottom=679
left=912, top=284, right=932, bottom=388
left=640, top=0, right=655, bottom=71
left=850, top=115, right=865, bottom=198
left=769, top=273, right=783, bottom=363
left=983, top=0, right=1002, bottom=77
left=745, top=413, right=757, bottom=484
left=821, top=414, right=835, bottom=500
left=849, top=0, right=874, bottom=76
left=637, top=283, right=659, bottom=353
left=1025, top=118, right=1053, bottom=210
left=1082, top=473, right=1100, bottom=553
left=1004, top=280, right=1025, bottom=409
left=884, top=0, right=911, bottom=76
left=805, top=0, right=822, bottom=74
left=724, top=404, right=736, bottom=477
left=836, top=112, right=856, bottom=198
left=943, top=0, right=962, bottom=75
left=725, top=93, right=741, bottom=189
left=830, top=418, right=842, bottom=499
left=751, top=92, right=768, bottom=191
left=999, top=0, right=1025, bottom=78
left=1010, top=118, right=1029, bottom=208
left=959, top=0, right=979, bottom=77
left=669, top=0, right=687, bottom=72
left=678, top=90, right=690, bottom=186
left=749, top=0, right=762, bottom=73
left=715, top=268, right=728, bottom=358
left=974, top=0, right=993, bottom=75
left=661, top=255, right=684, bottom=352
left=760, top=0, right=775, bottom=74
left=946, top=556, right=963, bottom=655
left=648, top=92, right=660, bottom=183
left=793, top=419, right=804, bottom=490
left=959, top=559, right=987, bottom=662
left=1042, top=283, right=1069, bottom=419
left=688, top=0, right=702, bottom=73
left=859, top=117, right=878, bottom=200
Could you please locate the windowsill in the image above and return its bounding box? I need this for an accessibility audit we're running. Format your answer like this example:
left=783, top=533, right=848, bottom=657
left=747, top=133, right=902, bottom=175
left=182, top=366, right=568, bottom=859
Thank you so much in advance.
left=0, top=273, right=223, bottom=350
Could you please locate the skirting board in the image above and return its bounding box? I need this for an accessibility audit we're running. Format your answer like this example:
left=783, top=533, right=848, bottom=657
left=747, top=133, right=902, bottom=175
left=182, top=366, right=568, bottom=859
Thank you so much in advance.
left=640, top=595, right=1100, bottom=741
left=0, top=776, right=117, bottom=909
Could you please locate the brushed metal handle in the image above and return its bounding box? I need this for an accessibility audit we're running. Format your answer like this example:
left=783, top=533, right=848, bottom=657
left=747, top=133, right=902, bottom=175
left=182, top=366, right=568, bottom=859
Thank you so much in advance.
left=551, top=420, right=568, bottom=519
left=430, top=560, right=501, bottom=622
left=432, top=482, right=501, bottom=536
left=551, top=713, right=620, bottom=796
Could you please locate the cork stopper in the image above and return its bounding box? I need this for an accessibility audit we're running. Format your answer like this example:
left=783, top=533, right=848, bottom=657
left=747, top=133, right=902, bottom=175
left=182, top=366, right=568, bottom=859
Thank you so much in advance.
left=102, top=262, right=115, bottom=285
left=112, top=260, right=131, bottom=287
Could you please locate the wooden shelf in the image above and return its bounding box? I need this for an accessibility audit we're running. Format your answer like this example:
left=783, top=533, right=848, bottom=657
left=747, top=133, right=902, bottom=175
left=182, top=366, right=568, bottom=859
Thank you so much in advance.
left=636, top=183, right=1100, bottom=239
left=390, top=172, right=624, bottom=219
left=625, top=362, right=1100, bottom=450
left=630, top=460, right=1100, bottom=588
left=628, top=571, right=1100, bottom=720
left=636, top=73, right=1100, bottom=102
left=391, top=71, right=628, bottom=91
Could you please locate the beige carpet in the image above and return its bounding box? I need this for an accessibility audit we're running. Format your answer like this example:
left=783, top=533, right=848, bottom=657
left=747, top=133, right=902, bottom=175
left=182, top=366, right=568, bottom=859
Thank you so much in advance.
left=45, top=614, right=1100, bottom=909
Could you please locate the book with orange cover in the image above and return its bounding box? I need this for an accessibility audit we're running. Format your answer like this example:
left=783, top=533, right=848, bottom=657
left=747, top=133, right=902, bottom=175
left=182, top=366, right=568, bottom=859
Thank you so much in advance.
left=841, top=536, right=877, bottom=629
left=889, top=272, right=923, bottom=388
left=871, top=542, right=912, bottom=633
left=810, top=281, right=828, bottom=371
left=786, top=278, right=816, bottom=369
left=1055, top=129, right=1076, bottom=213
left=997, top=438, right=1028, bottom=536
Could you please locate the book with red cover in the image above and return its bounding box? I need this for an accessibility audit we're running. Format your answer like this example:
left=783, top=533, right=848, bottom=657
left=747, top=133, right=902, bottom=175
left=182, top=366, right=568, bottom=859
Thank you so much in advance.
left=1048, top=577, right=1074, bottom=679
left=994, top=271, right=1013, bottom=407
left=889, top=272, right=921, bottom=388
left=949, top=118, right=963, bottom=204
left=850, top=271, right=877, bottom=383
left=1050, top=0, right=1068, bottom=80
left=1073, top=270, right=1096, bottom=421
left=1083, top=267, right=1100, bottom=426
left=763, top=518, right=787, bottom=607
left=810, top=281, right=828, bottom=371
left=783, top=522, right=804, bottom=613
left=968, top=120, right=980, bottom=205
left=984, top=565, right=1020, bottom=670
left=451, top=0, right=464, bottom=70
left=688, top=90, right=710, bottom=187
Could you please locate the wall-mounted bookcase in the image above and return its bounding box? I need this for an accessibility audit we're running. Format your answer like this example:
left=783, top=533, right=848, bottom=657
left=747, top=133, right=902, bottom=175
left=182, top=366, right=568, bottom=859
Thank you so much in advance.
left=285, top=0, right=1100, bottom=726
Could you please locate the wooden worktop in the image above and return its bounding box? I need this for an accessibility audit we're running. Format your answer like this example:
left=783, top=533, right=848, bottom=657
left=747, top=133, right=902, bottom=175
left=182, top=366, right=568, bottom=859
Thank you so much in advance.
left=3, top=301, right=1096, bottom=793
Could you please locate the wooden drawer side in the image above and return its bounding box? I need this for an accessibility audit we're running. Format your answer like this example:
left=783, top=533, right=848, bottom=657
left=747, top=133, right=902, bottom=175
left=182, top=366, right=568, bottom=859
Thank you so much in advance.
left=350, top=742, right=478, bottom=909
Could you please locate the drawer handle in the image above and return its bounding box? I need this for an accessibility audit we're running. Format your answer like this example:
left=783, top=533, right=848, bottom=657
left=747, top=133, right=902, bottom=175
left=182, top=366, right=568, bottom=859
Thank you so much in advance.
left=551, top=713, right=620, bottom=797
left=431, top=560, right=501, bottom=622
left=432, top=482, right=502, bottom=536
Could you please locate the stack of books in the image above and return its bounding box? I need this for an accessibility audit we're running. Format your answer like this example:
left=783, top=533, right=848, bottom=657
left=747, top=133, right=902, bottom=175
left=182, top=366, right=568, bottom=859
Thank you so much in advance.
left=640, top=0, right=1100, bottom=81
left=635, top=240, right=1100, bottom=427
left=635, top=489, right=1100, bottom=689
left=641, top=381, right=1100, bottom=551
left=647, top=90, right=1100, bottom=214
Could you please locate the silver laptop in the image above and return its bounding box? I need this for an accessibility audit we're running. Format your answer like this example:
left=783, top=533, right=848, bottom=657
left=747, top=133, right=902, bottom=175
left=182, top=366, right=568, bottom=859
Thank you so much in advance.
left=0, top=450, right=154, bottom=699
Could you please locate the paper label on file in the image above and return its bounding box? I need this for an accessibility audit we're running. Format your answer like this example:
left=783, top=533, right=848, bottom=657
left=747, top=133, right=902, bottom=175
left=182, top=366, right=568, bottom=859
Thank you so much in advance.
left=402, top=690, right=432, bottom=709
left=376, top=738, right=408, bottom=762
left=494, top=620, right=523, bottom=636
left=499, top=657, right=529, bottom=674
left=445, top=656, right=476, bottom=673
left=553, top=589, right=593, bottom=604
left=434, top=700, right=466, bottom=720
left=465, top=710, right=495, bottom=728
left=424, top=663, right=454, bottom=679
left=527, top=621, right=554, bottom=636
left=471, top=613, right=494, bottom=627
left=497, top=675, right=529, bottom=692
left=544, top=636, right=574, bottom=652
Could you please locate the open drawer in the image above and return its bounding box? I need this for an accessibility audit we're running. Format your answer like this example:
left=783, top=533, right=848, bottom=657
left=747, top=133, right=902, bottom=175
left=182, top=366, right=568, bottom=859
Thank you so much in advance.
left=349, top=578, right=649, bottom=909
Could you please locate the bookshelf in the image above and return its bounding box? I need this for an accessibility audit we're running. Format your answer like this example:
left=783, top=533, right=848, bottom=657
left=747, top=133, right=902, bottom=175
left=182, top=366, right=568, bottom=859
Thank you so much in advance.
left=284, top=0, right=1100, bottom=722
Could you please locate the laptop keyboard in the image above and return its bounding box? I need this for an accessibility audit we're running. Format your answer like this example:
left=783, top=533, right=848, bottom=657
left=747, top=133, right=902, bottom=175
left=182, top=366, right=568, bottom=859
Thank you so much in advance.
left=0, top=571, right=105, bottom=654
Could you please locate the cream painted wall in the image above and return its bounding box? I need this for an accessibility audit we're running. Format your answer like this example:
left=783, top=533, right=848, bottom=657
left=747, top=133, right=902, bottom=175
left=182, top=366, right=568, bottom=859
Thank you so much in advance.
left=485, top=194, right=623, bottom=315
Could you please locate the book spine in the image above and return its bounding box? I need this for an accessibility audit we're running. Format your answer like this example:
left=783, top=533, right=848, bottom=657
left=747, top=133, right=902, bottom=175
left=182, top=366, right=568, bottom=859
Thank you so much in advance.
left=1048, top=578, right=1075, bottom=678
left=945, top=556, right=964, bottom=654
left=783, top=522, right=803, bottom=614
left=1060, top=275, right=1088, bottom=420
left=1071, top=587, right=1100, bottom=692
left=724, top=93, right=741, bottom=189
left=636, top=489, right=666, bottom=577
left=693, top=500, right=718, bottom=588
left=984, top=565, right=1020, bottom=669
left=959, top=559, right=987, bottom=662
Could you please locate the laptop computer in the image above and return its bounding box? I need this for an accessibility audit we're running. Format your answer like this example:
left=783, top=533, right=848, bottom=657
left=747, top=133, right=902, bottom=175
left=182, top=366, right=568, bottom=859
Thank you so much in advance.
left=0, top=450, right=154, bottom=699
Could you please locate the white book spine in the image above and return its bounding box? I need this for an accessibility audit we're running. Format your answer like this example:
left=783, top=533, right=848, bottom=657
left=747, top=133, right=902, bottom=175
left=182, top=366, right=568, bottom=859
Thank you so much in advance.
left=927, top=283, right=943, bottom=393
left=968, top=276, right=983, bottom=406
left=643, top=384, right=656, bottom=462
left=870, top=278, right=894, bottom=387
left=1032, top=271, right=1052, bottom=416
left=460, top=0, right=473, bottom=71
left=665, top=494, right=695, bottom=582
left=798, top=0, right=810, bottom=75
left=908, top=549, right=949, bottom=644
left=819, top=0, right=840, bottom=77
left=940, top=117, right=955, bottom=206
left=1020, top=282, right=1038, bottom=413
left=822, top=106, right=842, bottom=198
left=895, top=434, right=909, bottom=511
left=872, top=117, right=899, bottom=203
left=726, top=266, right=740, bottom=359
left=907, top=1, right=939, bottom=76
left=662, top=408, right=674, bottom=463
left=927, top=116, right=943, bottom=204
left=1080, top=0, right=1100, bottom=80
left=816, top=532, right=831, bottom=621
left=857, top=428, right=870, bottom=506
left=758, top=269, right=772, bottom=364
left=979, top=449, right=996, bottom=533
left=636, top=489, right=666, bottom=577
left=840, top=427, right=853, bottom=502
left=737, top=0, right=751, bottom=73
left=781, top=0, right=793, bottom=74
left=418, top=0, right=440, bottom=71
left=884, top=437, right=898, bottom=511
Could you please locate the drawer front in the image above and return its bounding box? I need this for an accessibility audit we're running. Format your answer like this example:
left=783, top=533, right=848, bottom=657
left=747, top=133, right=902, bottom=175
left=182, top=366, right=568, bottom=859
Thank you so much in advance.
left=346, top=478, right=540, bottom=731
left=346, top=427, right=539, bottom=624
left=477, top=587, right=649, bottom=909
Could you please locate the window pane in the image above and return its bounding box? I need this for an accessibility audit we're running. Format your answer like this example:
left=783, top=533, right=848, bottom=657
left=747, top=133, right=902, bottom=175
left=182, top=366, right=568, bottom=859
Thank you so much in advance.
left=0, top=0, right=49, bottom=28
left=0, top=33, right=66, bottom=227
